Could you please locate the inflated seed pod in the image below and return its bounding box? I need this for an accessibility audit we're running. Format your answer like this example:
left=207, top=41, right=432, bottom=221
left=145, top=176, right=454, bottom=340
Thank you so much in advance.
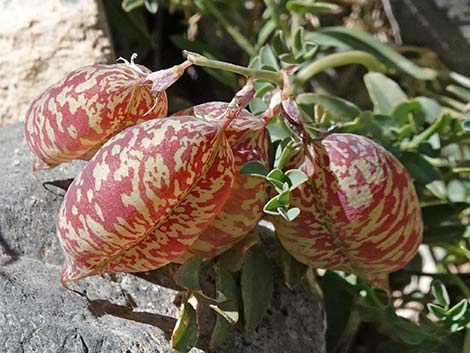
left=57, top=116, right=235, bottom=283
left=24, top=61, right=189, bottom=170
left=173, top=102, right=270, bottom=261
left=272, top=133, right=423, bottom=286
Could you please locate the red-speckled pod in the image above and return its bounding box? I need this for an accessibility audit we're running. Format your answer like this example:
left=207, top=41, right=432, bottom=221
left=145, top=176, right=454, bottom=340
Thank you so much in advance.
left=173, top=102, right=270, bottom=261
left=57, top=116, right=234, bottom=283
left=24, top=61, right=189, bottom=170
left=272, top=133, right=423, bottom=286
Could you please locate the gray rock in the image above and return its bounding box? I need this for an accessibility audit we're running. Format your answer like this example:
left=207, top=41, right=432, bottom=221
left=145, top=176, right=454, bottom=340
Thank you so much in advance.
left=0, top=122, right=85, bottom=265
left=0, top=258, right=184, bottom=353
left=0, top=122, right=326, bottom=353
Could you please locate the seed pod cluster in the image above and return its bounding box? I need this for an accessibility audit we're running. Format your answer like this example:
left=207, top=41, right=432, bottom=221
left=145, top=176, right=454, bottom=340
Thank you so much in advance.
left=173, top=102, right=270, bottom=261
left=24, top=60, right=423, bottom=288
left=272, top=133, right=423, bottom=285
left=24, top=63, right=168, bottom=170
left=57, top=116, right=235, bottom=283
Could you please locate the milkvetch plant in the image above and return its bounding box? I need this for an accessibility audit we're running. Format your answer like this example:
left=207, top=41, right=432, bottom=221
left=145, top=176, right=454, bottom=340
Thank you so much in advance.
left=23, top=0, right=470, bottom=351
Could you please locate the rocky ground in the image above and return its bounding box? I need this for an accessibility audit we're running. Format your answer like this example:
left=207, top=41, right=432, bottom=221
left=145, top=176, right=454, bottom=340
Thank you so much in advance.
left=0, top=0, right=113, bottom=127
left=0, top=122, right=326, bottom=352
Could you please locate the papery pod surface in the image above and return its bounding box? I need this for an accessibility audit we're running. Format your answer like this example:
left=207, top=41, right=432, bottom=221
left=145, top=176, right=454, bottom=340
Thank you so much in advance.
left=273, top=133, right=423, bottom=286
left=174, top=102, right=270, bottom=261
left=24, top=63, right=168, bottom=170
left=57, top=116, right=234, bottom=283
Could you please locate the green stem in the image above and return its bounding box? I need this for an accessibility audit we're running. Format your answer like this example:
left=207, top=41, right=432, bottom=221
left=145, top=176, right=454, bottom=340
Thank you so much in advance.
left=453, top=167, right=470, bottom=174
left=447, top=84, right=470, bottom=102
left=195, top=0, right=256, bottom=56
left=437, top=95, right=466, bottom=112
left=450, top=71, right=470, bottom=91
left=290, top=12, right=302, bottom=43
left=294, top=50, right=388, bottom=88
left=442, top=132, right=470, bottom=147
left=404, top=115, right=447, bottom=149
left=264, top=0, right=289, bottom=36
left=442, top=263, right=470, bottom=298
left=464, top=327, right=470, bottom=353
left=183, top=51, right=283, bottom=85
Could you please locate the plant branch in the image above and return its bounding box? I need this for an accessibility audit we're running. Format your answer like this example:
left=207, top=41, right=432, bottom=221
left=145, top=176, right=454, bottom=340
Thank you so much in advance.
left=195, top=0, right=257, bottom=56
left=183, top=51, right=283, bottom=85
left=403, top=115, right=447, bottom=149
left=294, top=50, right=388, bottom=88
left=264, top=0, right=290, bottom=37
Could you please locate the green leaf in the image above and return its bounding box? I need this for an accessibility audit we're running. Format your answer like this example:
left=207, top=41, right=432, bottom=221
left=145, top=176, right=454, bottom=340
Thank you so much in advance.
left=274, top=139, right=295, bottom=169
left=297, top=93, right=361, bottom=122
left=279, top=53, right=297, bottom=64
left=241, top=245, right=274, bottom=331
left=257, top=20, right=276, bottom=47
left=285, top=169, right=309, bottom=190
left=210, top=304, right=239, bottom=325
left=277, top=188, right=290, bottom=206
left=392, top=101, right=423, bottom=127
left=431, top=281, right=450, bottom=308
left=398, top=152, right=440, bottom=185
left=172, top=299, right=199, bottom=353
left=240, top=161, right=268, bottom=177
left=144, top=0, right=158, bottom=13
left=122, top=0, right=144, bottom=12
left=217, top=234, right=257, bottom=272
left=303, top=41, right=319, bottom=60
left=271, top=31, right=289, bottom=56
left=259, top=45, right=280, bottom=70
left=421, top=202, right=468, bottom=227
left=427, top=303, right=447, bottom=320
left=174, top=257, right=203, bottom=290
left=415, top=97, right=442, bottom=124
left=319, top=271, right=357, bottom=353
left=264, top=195, right=283, bottom=214
left=292, top=27, right=305, bottom=60
left=277, top=207, right=300, bottom=221
left=266, top=168, right=285, bottom=189
left=391, top=318, right=426, bottom=345
left=209, top=267, right=240, bottom=349
left=447, top=299, right=468, bottom=321
left=364, top=73, right=408, bottom=115
left=249, top=98, right=269, bottom=115
left=267, top=115, right=293, bottom=142
left=417, top=142, right=439, bottom=158
left=286, top=0, right=339, bottom=16
left=309, top=26, right=437, bottom=80
left=279, top=243, right=308, bottom=289
left=255, top=81, right=276, bottom=98
left=423, top=224, right=468, bottom=244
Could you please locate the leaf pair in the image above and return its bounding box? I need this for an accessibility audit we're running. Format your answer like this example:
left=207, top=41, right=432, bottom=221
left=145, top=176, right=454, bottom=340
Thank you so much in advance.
left=241, top=148, right=309, bottom=222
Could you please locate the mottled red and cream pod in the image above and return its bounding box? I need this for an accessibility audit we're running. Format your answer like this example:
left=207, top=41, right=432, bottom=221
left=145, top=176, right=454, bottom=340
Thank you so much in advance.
left=173, top=102, right=270, bottom=261
left=57, top=116, right=235, bottom=283
left=272, top=133, right=423, bottom=287
left=24, top=61, right=188, bottom=170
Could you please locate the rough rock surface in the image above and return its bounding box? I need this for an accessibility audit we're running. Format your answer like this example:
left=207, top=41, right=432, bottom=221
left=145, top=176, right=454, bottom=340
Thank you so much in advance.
left=0, top=122, right=326, bottom=353
left=0, top=0, right=114, bottom=126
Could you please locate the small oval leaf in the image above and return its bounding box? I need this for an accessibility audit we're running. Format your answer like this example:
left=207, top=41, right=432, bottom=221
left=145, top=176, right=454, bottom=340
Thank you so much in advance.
left=241, top=245, right=274, bottom=331
left=174, top=257, right=203, bottom=290
left=431, top=280, right=450, bottom=308
left=172, top=299, right=199, bottom=353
